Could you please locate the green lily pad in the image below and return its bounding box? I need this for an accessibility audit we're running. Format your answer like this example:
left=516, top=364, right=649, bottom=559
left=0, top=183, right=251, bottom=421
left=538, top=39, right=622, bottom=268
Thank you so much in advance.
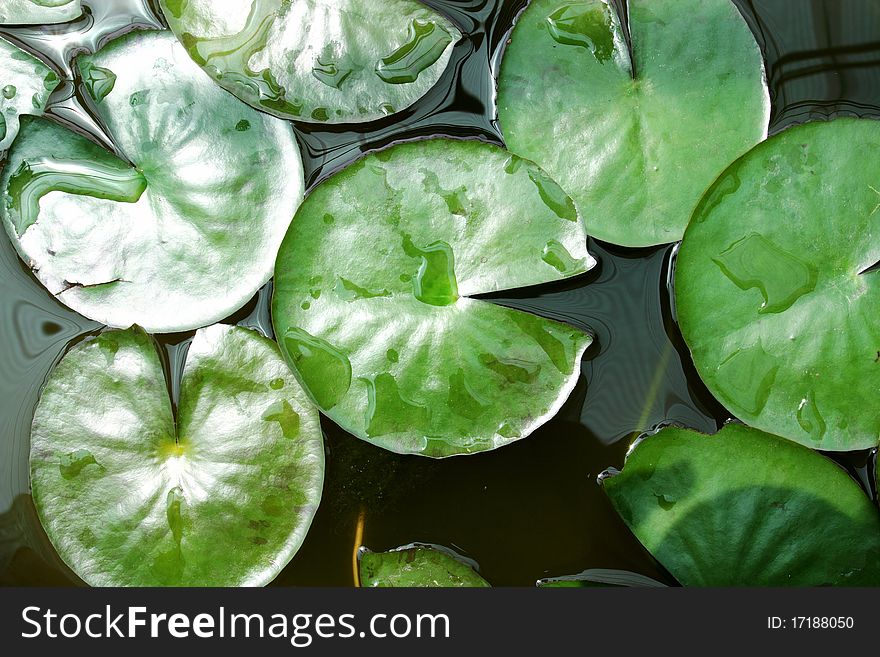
left=0, top=0, right=81, bottom=25
left=160, top=0, right=461, bottom=124
left=30, top=324, right=324, bottom=586
left=272, top=138, right=593, bottom=457
left=0, top=37, right=60, bottom=152
left=538, top=568, right=667, bottom=587
left=497, top=0, right=769, bottom=246
left=359, top=544, right=490, bottom=587
left=603, top=424, right=880, bottom=586
left=0, top=30, right=304, bottom=333
left=676, top=118, right=880, bottom=451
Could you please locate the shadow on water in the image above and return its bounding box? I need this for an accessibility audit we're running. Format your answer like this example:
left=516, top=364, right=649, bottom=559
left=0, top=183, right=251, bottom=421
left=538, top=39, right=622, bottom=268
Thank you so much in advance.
left=0, top=0, right=878, bottom=585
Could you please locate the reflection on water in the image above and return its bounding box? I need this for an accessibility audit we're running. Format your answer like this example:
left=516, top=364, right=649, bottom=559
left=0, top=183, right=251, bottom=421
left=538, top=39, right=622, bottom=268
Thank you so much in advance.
left=1, top=0, right=879, bottom=585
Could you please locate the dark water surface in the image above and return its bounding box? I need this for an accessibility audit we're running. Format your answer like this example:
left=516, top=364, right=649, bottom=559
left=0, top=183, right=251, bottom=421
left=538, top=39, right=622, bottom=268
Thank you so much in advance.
left=1, top=0, right=878, bottom=586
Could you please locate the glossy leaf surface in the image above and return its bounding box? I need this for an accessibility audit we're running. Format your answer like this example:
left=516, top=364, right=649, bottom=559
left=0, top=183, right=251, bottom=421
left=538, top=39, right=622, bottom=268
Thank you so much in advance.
left=603, top=424, right=880, bottom=586
left=0, top=0, right=81, bottom=25
left=359, top=544, right=490, bottom=587
left=160, top=0, right=461, bottom=123
left=273, top=139, right=593, bottom=457
left=30, top=325, right=324, bottom=586
left=498, top=0, right=769, bottom=246
left=676, top=118, right=880, bottom=450
left=0, top=30, right=304, bottom=332
left=0, top=37, right=59, bottom=152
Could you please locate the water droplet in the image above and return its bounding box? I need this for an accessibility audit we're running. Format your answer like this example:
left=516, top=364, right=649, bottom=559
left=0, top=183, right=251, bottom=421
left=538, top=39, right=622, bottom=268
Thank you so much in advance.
left=59, top=449, right=100, bottom=479
left=447, top=368, right=489, bottom=421
left=527, top=165, right=578, bottom=221
left=542, top=240, right=586, bottom=275
left=312, top=53, right=353, bottom=89
left=311, top=107, right=329, bottom=121
left=166, top=486, right=185, bottom=545
left=323, top=213, right=334, bottom=224
left=262, top=399, right=301, bottom=439
left=546, top=3, right=616, bottom=63
left=235, top=119, right=251, bottom=131
left=654, top=492, right=676, bottom=510
left=334, top=277, right=390, bottom=301
left=386, top=348, right=399, bottom=363
left=716, top=343, right=779, bottom=415
left=283, top=328, right=351, bottom=409
left=510, top=311, right=574, bottom=374
left=365, top=372, right=429, bottom=437
left=478, top=352, right=540, bottom=383
left=81, top=64, right=117, bottom=101
left=422, top=170, right=469, bottom=216
left=301, top=301, right=311, bottom=310
left=2, top=85, right=16, bottom=99
left=0, top=113, right=5, bottom=143
left=310, top=287, right=321, bottom=299
left=375, top=19, right=453, bottom=84
left=503, top=155, right=523, bottom=175
left=128, top=90, right=149, bottom=107
left=597, top=468, right=620, bottom=485
left=269, top=377, right=285, bottom=390
left=797, top=392, right=826, bottom=442
left=402, top=235, right=459, bottom=306
left=713, top=232, right=817, bottom=313
left=6, top=157, right=147, bottom=236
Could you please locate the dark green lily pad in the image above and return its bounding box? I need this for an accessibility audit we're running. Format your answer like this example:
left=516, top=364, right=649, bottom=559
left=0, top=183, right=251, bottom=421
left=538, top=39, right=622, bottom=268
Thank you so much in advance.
left=0, top=30, right=304, bottom=333
left=160, top=0, right=461, bottom=123
left=272, top=138, right=593, bottom=457
left=0, top=0, right=81, bottom=24
left=0, top=37, right=60, bottom=152
left=359, top=544, right=490, bottom=587
left=30, top=324, right=324, bottom=586
left=676, top=118, right=880, bottom=450
left=603, top=424, right=880, bottom=586
left=497, top=0, right=769, bottom=246
left=538, top=568, right=667, bottom=587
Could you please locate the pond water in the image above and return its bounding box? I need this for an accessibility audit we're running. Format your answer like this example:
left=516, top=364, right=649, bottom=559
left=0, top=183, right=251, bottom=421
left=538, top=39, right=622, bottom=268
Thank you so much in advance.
left=0, top=0, right=878, bottom=586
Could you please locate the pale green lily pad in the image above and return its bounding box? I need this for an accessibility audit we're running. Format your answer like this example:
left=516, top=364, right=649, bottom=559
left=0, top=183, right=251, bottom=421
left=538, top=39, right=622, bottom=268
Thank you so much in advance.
left=272, top=139, right=593, bottom=457
left=160, top=0, right=461, bottom=124
left=497, top=0, right=769, bottom=246
left=676, top=118, right=880, bottom=451
left=30, top=324, right=324, bottom=586
left=359, top=544, right=490, bottom=587
left=538, top=568, right=667, bottom=587
left=0, top=0, right=81, bottom=25
left=0, top=37, right=60, bottom=152
left=0, top=30, right=303, bottom=333
left=603, top=424, right=880, bottom=586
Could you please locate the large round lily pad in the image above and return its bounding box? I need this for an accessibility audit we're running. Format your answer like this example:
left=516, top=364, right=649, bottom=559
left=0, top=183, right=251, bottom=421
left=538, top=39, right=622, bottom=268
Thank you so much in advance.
left=359, top=544, right=490, bottom=587
left=30, top=324, right=324, bottom=586
left=272, top=138, right=593, bottom=457
left=603, top=424, right=880, bottom=586
left=0, top=0, right=81, bottom=25
left=497, top=0, right=769, bottom=247
left=676, top=118, right=880, bottom=451
left=0, top=30, right=304, bottom=333
left=0, top=37, right=60, bottom=152
left=160, top=0, right=461, bottom=124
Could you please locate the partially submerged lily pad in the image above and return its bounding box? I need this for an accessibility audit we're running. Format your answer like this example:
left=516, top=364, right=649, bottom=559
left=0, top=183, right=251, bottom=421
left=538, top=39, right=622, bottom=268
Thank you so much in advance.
left=160, top=0, right=461, bottom=124
left=273, top=139, right=594, bottom=457
left=676, top=118, right=880, bottom=451
left=0, top=37, right=60, bottom=152
left=359, top=544, right=490, bottom=587
left=0, top=0, right=81, bottom=25
left=537, top=568, right=667, bottom=587
left=497, top=0, right=769, bottom=246
left=0, top=30, right=304, bottom=332
left=30, top=324, right=324, bottom=586
left=603, top=424, right=880, bottom=586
